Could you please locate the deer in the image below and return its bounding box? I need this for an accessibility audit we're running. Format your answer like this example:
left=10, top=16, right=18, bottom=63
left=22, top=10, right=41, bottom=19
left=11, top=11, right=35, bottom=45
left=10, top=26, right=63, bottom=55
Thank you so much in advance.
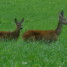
left=0, top=18, right=24, bottom=40
left=22, top=10, right=67, bottom=43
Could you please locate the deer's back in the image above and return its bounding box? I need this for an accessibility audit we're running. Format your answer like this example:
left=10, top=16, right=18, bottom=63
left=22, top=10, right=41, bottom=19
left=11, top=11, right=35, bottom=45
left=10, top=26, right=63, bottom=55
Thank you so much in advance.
left=0, top=31, right=19, bottom=40
left=23, top=30, right=58, bottom=41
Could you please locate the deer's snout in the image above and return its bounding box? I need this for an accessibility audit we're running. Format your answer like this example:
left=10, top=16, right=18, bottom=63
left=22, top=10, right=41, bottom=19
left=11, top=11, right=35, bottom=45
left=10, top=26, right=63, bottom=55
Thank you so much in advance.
left=20, top=28, right=23, bottom=29
left=20, top=26, right=23, bottom=29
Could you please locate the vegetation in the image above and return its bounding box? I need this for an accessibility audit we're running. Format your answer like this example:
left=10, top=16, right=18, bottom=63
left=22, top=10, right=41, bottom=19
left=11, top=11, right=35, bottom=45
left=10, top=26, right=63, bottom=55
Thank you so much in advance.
left=0, top=0, right=67, bottom=67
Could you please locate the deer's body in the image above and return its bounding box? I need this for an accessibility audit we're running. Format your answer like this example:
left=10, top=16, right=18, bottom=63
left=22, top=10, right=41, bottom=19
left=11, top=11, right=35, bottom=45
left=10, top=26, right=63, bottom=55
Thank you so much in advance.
left=0, top=18, right=24, bottom=40
left=23, top=10, right=67, bottom=43
left=23, top=30, right=57, bottom=42
left=0, top=30, right=20, bottom=40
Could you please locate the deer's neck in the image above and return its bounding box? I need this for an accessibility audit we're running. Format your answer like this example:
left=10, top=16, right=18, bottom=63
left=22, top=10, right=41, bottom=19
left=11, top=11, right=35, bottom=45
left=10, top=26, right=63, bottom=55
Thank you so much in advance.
left=13, top=28, right=20, bottom=38
left=55, top=20, right=63, bottom=35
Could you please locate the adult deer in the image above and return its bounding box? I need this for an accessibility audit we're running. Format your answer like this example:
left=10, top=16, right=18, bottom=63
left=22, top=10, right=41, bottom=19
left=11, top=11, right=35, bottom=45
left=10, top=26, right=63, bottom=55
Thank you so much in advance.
left=23, top=10, right=67, bottom=43
left=0, top=18, right=24, bottom=40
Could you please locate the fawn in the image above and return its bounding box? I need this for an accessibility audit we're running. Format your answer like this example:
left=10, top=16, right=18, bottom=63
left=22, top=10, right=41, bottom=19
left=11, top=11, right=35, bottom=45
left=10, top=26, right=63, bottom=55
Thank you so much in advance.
left=0, top=18, right=24, bottom=40
left=22, top=10, right=67, bottom=43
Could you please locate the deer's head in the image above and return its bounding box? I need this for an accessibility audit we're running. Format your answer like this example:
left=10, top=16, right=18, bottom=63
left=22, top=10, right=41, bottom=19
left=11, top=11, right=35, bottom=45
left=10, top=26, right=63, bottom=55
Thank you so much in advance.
left=59, top=10, right=67, bottom=25
left=15, top=18, right=24, bottom=30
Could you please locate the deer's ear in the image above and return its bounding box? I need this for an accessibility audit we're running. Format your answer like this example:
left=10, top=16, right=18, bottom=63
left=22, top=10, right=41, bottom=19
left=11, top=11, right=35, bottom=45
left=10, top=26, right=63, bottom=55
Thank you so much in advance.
left=60, top=10, right=64, bottom=16
left=21, top=18, right=24, bottom=23
left=15, top=18, right=18, bottom=23
left=59, top=10, right=64, bottom=19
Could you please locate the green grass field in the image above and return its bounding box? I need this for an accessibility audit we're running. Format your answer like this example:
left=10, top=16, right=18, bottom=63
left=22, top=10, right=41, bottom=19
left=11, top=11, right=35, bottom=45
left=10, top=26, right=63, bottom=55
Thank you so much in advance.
left=0, top=0, right=67, bottom=67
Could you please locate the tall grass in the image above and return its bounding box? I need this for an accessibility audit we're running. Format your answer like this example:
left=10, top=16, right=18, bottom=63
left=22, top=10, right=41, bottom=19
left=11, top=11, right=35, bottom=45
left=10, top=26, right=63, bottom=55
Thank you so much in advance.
left=0, top=0, right=67, bottom=67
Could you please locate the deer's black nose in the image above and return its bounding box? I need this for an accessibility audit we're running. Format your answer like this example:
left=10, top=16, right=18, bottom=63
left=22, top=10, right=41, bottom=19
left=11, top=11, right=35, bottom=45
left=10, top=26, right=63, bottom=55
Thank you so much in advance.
left=20, top=28, right=23, bottom=29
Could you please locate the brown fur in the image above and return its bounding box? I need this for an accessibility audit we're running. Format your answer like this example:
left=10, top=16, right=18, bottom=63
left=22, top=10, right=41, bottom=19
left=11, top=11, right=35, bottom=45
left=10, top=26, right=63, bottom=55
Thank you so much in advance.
left=23, top=30, right=57, bottom=42
left=23, top=10, right=67, bottom=43
left=0, top=18, right=24, bottom=40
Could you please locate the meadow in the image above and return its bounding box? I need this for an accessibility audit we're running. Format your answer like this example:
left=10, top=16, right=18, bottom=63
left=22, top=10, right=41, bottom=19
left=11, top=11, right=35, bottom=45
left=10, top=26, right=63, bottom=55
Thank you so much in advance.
left=0, top=0, right=67, bottom=67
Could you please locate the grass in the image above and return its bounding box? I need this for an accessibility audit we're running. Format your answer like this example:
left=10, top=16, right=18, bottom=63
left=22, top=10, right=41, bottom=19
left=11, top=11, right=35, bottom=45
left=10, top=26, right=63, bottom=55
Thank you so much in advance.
left=0, top=0, right=67, bottom=67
